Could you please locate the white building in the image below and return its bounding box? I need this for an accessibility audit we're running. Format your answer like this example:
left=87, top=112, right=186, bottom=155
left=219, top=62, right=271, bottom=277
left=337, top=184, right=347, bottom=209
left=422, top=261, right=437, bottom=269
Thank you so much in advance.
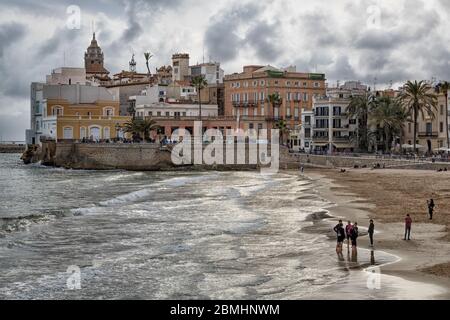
left=45, top=67, right=87, bottom=85
left=298, top=109, right=313, bottom=152
left=310, top=82, right=367, bottom=153
left=190, top=62, right=224, bottom=84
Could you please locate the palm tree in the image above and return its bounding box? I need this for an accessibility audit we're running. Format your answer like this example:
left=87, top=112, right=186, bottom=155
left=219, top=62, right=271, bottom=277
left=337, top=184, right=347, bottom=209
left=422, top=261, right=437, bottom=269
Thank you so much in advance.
left=348, top=93, right=376, bottom=152
left=273, top=119, right=289, bottom=145
left=398, top=80, right=438, bottom=153
left=436, top=81, right=450, bottom=149
left=123, top=118, right=159, bottom=142
left=191, top=75, right=208, bottom=120
left=124, top=118, right=143, bottom=142
left=140, top=118, right=159, bottom=142
left=267, top=93, right=282, bottom=120
left=144, top=52, right=153, bottom=76
left=370, top=97, right=409, bottom=152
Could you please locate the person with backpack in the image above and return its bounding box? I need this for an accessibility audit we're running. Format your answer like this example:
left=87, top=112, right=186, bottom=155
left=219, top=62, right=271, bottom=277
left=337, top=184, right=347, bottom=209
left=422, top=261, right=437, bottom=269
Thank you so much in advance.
left=350, top=222, right=359, bottom=252
left=368, top=219, right=375, bottom=247
left=404, top=214, right=412, bottom=240
left=333, top=220, right=346, bottom=254
left=427, top=199, right=435, bottom=220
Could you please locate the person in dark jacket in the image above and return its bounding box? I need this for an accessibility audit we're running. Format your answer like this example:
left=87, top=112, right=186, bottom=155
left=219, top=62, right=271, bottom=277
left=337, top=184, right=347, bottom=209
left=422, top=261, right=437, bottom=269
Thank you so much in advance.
left=427, top=199, right=435, bottom=220
left=368, top=219, right=375, bottom=247
left=333, top=220, right=346, bottom=254
left=350, top=222, right=359, bottom=252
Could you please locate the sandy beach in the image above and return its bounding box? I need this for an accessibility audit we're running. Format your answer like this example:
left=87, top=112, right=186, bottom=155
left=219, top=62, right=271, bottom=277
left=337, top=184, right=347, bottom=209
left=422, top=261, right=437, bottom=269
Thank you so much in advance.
left=303, top=168, right=450, bottom=299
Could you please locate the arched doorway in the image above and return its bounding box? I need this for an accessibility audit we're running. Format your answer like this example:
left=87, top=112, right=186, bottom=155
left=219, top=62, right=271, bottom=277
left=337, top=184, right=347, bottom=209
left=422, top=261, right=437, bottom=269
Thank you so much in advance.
left=90, top=127, right=101, bottom=140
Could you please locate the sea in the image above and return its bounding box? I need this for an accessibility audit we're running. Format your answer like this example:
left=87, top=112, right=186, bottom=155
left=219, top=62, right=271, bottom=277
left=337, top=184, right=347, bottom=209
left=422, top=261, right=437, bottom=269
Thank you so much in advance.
left=0, top=153, right=444, bottom=300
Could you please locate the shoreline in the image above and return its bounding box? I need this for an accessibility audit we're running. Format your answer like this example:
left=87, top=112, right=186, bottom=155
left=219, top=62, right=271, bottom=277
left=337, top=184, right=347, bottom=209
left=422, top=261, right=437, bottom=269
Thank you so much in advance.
left=300, top=168, right=450, bottom=299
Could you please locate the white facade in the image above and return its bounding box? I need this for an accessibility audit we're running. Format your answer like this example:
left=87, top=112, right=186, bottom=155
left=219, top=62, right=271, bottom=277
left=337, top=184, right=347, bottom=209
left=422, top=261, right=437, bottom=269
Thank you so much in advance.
left=311, top=86, right=364, bottom=153
left=190, top=63, right=224, bottom=84
left=299, top=109, right=314, bottom=152
left=135, top=102, right=218, bottom=118
left=46, top=67, right=87, bottom=85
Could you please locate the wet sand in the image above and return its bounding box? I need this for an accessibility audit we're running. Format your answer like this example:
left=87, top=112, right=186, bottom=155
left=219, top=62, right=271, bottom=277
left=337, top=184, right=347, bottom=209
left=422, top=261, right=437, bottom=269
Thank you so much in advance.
left=298, top=168, right=450, bottom=299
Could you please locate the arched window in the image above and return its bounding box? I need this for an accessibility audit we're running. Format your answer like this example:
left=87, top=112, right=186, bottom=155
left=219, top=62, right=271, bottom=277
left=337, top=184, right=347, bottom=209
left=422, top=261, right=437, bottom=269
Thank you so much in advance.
left=103, top=127, right=110, bottom=140
left=63, top=127, right=73, bottom=139
left=52, top=106, right=64, bottom=116
left=80, top=127, right=86, bottom=139
left=103, top=107, right=114, bottom=116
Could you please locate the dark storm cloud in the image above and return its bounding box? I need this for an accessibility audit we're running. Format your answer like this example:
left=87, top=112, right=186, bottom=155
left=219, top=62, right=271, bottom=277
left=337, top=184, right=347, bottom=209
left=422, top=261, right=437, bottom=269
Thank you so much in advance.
left=204, top=3, right=263, bottom=62
left=244, top=20, right=281, bottom=62
left=0, top=23, right=26, bottom=58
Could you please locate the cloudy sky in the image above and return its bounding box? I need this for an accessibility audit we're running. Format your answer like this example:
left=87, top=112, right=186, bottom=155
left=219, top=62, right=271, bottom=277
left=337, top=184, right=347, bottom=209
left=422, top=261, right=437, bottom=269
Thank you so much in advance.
left=1, top=0, right=450, bottom=140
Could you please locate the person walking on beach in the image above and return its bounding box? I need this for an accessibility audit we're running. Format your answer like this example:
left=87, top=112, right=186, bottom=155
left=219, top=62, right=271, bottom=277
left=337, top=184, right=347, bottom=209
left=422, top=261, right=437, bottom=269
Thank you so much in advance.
left=350, top=222, right=359, bottom=253
left=404, top=214, right=412, bottom=240
left=427, top=199, right=435, bottom=220
left=333, top=220, right=346, bottom=254
left=368, top=219, right=375, bottom=247
left=345, top=221, right=353, bottom=250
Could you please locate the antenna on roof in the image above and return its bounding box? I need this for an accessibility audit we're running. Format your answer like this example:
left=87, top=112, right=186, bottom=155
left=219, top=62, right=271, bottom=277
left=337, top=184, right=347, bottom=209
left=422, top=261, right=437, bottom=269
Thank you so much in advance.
left=202, top=46, right=205, bottom=64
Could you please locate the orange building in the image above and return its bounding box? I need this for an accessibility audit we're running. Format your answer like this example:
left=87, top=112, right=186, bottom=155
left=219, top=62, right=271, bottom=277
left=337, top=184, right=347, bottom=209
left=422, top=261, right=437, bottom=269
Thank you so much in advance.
left=224, top=65, right=326, bottom=130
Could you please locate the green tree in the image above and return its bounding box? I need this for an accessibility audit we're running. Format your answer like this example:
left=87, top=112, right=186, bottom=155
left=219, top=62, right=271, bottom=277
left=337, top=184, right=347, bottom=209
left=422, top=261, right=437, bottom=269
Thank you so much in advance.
left=267, top=93, right=282, bottom=119
left=398, top=80, right=438, bottom=152
left=348, top=93, right=376, bottom=152
left=191, top=75, right=208, bottom=120
left=123, top=118, right=159, bottom=142
left=273, top=119, right=290, bottom=145
left=436, top=81, right=450, bottom=149
left=370, top=96, right=409, bottom=152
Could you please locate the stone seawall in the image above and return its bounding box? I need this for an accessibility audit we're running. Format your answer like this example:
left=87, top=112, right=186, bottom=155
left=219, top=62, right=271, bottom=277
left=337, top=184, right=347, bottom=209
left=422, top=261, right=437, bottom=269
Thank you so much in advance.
left=0, top=145, right=26, bottom=154
left=47, top=142, right=278, bottom=171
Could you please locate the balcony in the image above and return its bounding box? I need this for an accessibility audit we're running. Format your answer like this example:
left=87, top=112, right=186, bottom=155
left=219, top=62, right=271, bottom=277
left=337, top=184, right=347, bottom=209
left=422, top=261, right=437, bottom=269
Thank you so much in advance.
left=332, top=136, right=351, bottom=142
left=312, top=136, right=329, bottom=142
left=418, top=131, right=439, bottom=138
left=333, top=112, right=348, bottom=117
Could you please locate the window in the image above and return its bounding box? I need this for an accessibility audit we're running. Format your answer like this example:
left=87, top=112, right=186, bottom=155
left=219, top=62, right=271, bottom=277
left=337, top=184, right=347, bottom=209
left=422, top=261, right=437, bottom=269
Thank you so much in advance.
left=104, top=108, right=114, bottom=116
left=253, top=81, right=258, bottom=87
left=286, top=81, right=291, bottom=86
left=52, top=106, right=63, bottom=116
left=103, top=127, right=110, bottom=140
left=303, top=82, right=307, bottom=87
left=157, top=111, right=161, bottom=116
left=260, top=92, right=265, bottom=101
left=63, top=127, right=73, bottom=139
left=294, top=108, right=299, bottom=119
left=274, top=80, right=279, bottom=85
left=408, top=122, right=412, bottom=133
left=286, top=106, right=291, bottom=117
left=314, top=82, right=320, bottom=88
left=80, top=127, right=86, bottom=139
left=244, top=81, right=248, bottom=87
left=287, top=92, right=291, bottom=101
left=254, top=107, right=258, bottom=116
left=440, top=122, right=444, bottom=133
left=166, top=112, right=170, bottom=117
left=303, top=93, right=308, bottom=101
left=349, top=119, right=357, bottom=125
left=304, top=115, right=310, bottom=124
left=305, top=128, right=311, bottom=138
left=441, top=105, right=444, bottom=116
left=261, top=104, right=265, bottom=116
left=249, top=123, right=254, bottom=129
left=305, top=142, right=310, bottom=148
left=260, top=80, right=265, bottom=86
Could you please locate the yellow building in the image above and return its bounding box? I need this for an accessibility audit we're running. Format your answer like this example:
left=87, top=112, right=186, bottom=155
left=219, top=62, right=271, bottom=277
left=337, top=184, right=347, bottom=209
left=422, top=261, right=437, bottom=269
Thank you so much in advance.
left=37, top=84, right=130, bottom=142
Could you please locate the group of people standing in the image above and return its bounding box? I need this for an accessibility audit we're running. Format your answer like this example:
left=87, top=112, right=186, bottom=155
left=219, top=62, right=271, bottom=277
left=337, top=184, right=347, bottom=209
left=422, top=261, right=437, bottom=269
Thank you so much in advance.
left=333, top=220, right=375, bottom=255
left=334, top=198, right=437, bottom=253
